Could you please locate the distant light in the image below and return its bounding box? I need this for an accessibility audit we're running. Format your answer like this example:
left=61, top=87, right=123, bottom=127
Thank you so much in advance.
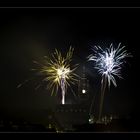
left=89, top=118, right=94, bottom=124
left=82, top=89, right=86, bottom=94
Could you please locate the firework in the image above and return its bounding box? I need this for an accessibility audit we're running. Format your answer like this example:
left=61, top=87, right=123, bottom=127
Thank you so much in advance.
left=33, top=46, right=78, bottom=105
left=88, top=43, right=132, bottom=121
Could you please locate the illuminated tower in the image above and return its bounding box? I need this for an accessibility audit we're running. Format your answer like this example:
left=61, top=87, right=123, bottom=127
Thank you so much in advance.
left=78, top=65, right=89, bottom=101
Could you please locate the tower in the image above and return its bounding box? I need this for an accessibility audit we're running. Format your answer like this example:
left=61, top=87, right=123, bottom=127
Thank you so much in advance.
left=78, top=65, right=89, bottom=101
left=54, top=65, right=90, bottom=131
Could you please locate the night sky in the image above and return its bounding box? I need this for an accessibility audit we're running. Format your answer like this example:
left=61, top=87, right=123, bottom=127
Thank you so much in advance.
left=0, top=8, right=139, bottom=124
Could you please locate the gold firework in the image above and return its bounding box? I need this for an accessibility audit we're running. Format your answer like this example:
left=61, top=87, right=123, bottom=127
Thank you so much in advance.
left=33, top=46, right=78, bottom=103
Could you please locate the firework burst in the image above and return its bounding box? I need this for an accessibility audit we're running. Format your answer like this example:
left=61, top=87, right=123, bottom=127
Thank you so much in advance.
left=33, top=46, right=78, bottom=104
left=88, top=43, right=132, bottom=121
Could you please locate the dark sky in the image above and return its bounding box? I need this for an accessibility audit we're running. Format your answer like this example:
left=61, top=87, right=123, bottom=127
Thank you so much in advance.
left=0, top=8, right=139, bottom=123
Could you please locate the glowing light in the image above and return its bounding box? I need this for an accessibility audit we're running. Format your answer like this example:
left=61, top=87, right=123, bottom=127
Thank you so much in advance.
left=88, top=43, right=132, bottom=87
left=33, top=46, right=78, bottom=105
left=57, top=67, right=70, bottom=79
left=88, top=43, right=132, bottom=121
left=82, top=89, right=86, bottom=94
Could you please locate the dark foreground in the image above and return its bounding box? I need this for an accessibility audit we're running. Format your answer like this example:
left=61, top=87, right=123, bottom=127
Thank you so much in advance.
left=0, top=118, right=139, bottom=132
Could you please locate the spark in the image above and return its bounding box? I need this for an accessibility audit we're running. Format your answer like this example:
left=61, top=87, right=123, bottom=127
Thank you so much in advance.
left=87, top=43, right=132, bottom=121
left=88, top=43, right=132, bottom=87
left=33, top=46, right=78, bottom=104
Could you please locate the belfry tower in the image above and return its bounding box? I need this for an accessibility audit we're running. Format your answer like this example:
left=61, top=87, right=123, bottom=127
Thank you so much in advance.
left=78, top=65, right=89, bottom=101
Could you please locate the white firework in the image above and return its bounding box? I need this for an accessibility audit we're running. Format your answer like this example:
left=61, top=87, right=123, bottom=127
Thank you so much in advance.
left=88, top=43, right=131, bottom=87
left=88, top=43, right=132, bottom=121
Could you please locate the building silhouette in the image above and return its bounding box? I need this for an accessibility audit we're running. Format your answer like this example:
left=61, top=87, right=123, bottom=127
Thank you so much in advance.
left=53, top=65, right=91, bottom=131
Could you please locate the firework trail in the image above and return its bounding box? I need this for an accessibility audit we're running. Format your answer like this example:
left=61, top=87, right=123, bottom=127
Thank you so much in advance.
left=88, top=43, right=132, bottom=121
